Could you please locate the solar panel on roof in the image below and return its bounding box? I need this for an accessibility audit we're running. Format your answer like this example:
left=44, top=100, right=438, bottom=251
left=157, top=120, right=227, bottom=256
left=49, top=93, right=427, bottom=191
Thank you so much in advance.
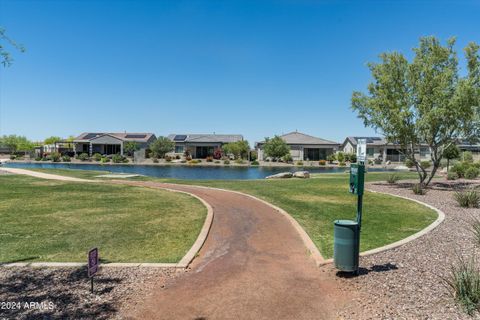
left=174, top=135, right=187, bottom=141
left=84, top=133, right=101, bottom=139
left=125, top=134, right=147, bottom=139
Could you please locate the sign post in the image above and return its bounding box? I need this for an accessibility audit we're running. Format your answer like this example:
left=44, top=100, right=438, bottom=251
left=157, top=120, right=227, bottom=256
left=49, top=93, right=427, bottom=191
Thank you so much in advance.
left=88, top=247, right=99, bottom=293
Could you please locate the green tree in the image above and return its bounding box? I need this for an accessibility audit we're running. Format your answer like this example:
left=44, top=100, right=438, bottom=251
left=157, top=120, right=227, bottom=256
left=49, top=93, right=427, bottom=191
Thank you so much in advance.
left=149, top=136, right=174, bottom=159
left=263, top=136, right=290, bottom=161
left=443, top=144, right=460, bottom=171
left=0, top=27, right=25, bottom=67
left=352, top=37, right=480, bottom=186
left=124, top=141, right=139, bottom=157
left=44, top=136, right=62, bottom=145
left=222, top=141, right=249, bottom=159
left=0, top=135, right=33, bottom=153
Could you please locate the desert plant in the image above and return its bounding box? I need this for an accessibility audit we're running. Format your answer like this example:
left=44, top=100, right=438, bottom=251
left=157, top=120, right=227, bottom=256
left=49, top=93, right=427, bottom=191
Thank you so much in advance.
left=447, top=172, right=459, bottom=180
left=454, top=190, right=480, bottom=208
left=283, top=153, right=293, bottom=163
left=165, top=156, right=172, bottom=162
left=462, top=151, right=474, bottom=163
left=93, top=153, right=102, bottom=161
left=78, top=153, right=90, bottom=161
left=319, top=160, right=326, bottom=166
left=149, top=136, right=174, bottom=158
left=34, top=156, right=42, bottom=161
left=235, top=159, right=245, bottom=164
left=465, top=167, right=480, bottom=180
left=452, top=162, right=468, bottom=178
left=186, top=156, right=192, bottom=161
left=405, top=158, right=415, bottom=168
left=9, top=155, right=16, bottom=160
left=444, top=255, right=480, bottom=315
left=41, top=156, right=49, bottom=161
left=412, top=183, right=427, bottom=195
left=206, top=156, right=213, bottom=162
left=420, top=160, right=431, bottom=169
left=224, top=160, right=230, bottom=165
left=336, top=152, right=345, bottom=163
left=152, top=158, right=159, bottom=163
left=49, top=152, right=61, bottom=162
left=386, top=173, right=400, bottom=184
left=100, top=156, right=110, bottom=163
left=296, top=161, right=304, bottom=166
left=326, top=154, right=336, bottom=163
left=112, top=154, right=128, bottom=163
left=214, top=160, right=220, bottom=164
left=339, top=161, right=346, bottom=167
left=61, top=155, right=71, bottom=162
left=471, top=217, right=480, bottom=247
left=250, top=160, right=259, bottom=166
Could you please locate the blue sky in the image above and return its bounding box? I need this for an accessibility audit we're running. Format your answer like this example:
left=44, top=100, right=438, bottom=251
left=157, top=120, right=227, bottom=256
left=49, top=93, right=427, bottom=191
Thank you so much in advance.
left=0, top=0, right=479, bottom=145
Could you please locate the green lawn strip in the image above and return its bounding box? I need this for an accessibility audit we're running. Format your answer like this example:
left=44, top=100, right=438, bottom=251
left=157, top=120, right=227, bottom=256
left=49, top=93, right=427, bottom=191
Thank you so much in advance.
left=0, top=175, right=206, bottom=263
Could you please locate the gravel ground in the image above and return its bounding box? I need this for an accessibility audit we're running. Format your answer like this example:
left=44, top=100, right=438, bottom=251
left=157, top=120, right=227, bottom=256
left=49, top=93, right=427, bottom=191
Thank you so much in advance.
left=0, top=266, right=183, bottom=319
left=336, top=178, right=480, bottom=320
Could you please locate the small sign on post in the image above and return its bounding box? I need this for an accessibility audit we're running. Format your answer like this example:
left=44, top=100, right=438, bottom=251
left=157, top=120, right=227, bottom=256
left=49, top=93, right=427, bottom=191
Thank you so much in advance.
left=356, top=138, right=367, bottom=163
left=88, top=247, right=99, bottom=293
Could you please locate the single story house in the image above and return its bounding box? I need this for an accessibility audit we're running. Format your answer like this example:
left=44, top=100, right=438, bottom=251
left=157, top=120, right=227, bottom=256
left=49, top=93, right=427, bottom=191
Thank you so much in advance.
left=255, top=131, right=340, bottom=161
left=167, top=133, right=244, bottom=158
left=341, top=136, right=432, bottom=163
left=73, top=132, right=156, bottom=156
left=457, top=140, right=480, bottom=160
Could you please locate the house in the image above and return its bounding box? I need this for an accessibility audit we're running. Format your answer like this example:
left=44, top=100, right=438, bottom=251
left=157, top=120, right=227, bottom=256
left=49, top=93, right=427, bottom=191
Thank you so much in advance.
left=255, top=131, right=339, bottom=161
left=341, top=136, right=432, bottom=163
left=167, top=133, right=244, bottom=158
left=73, top=132, right=156, bottom=156
left=457, top=140, right=480, bottom=160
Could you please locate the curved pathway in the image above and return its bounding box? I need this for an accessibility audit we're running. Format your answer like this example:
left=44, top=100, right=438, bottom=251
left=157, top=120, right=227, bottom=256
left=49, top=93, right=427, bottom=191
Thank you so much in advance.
left=1, top=168, right=350, bottom=319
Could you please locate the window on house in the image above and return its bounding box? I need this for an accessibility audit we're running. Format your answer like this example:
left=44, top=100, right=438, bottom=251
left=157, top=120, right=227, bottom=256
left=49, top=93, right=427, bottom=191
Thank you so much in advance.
left=175, top=145, right=184, bottom=153
left=367, top=148, right=374, bottom=157
left=420, top=147, right=429, bottom=157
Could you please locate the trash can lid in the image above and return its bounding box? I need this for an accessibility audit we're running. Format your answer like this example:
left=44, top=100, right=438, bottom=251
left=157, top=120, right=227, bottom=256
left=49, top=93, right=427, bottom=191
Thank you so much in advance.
left=334, top=219, right=358, bottom=226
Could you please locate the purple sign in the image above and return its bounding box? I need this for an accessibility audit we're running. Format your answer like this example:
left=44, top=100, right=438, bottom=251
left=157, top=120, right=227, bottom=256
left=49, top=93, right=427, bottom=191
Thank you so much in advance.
left=88, top=247, right=99, bottom=277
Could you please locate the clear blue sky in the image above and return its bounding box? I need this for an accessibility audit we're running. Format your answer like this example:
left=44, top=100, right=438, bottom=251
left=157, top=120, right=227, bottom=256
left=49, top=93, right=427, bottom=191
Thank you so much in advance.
left=0, top=0, right=479, bottom=145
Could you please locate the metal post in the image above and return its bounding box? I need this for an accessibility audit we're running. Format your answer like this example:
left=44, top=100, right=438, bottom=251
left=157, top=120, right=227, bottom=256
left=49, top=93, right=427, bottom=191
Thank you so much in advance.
left=91, top=277, right=94, bottom=293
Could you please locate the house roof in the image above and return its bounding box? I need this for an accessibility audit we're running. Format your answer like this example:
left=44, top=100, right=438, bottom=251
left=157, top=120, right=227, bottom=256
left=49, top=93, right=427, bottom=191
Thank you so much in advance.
left=257, top=132, right=339, bottom=146
left=167, top=134, right=243, bottom=144
left=74, top=132, right=155, bottom=143
left=343, top=136, right=386, bottom=147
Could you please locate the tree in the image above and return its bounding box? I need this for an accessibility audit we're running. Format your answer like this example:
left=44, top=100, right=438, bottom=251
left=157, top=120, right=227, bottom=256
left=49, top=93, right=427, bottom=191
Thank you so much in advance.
left=263, top=136, right=290, bottom=161
left=1, top=27, right=25, bottom=67
left=443, top=144, right=460, bottom=171
left=44, top=136, right=62, bottom=145
left=352, top=37, right=480, bottom=186
left=149, top=136, right=174, bottom=159
left=222, top=141, right=249, bottom=159
left=0, top=135, right=33, bottom=153
left=124, top=141, right=139, bottom=157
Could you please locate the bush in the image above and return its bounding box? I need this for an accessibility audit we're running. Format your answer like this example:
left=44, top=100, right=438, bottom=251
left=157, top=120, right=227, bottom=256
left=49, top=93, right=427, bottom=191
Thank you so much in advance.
left=152, top=158, right=159, bottom=163
left=283, top=154, right=293, bottom=163
left=339, top=161, right=346, bottom=167
left=463, top=151, right=474, bottom=163
left=224, top=160, right=230, bottom=165
left=189, top=159, right=201, bottom=164
left=405, top=158, right=415, bottom=168
left=296, top=161, right=304, bottom=166
left=465, top=167, right=480, bottom=180
left=93, top=153, right=102, bottom=161
left=77, top=153, right=90, bottom=161
left=471, top=217, right=480, bottom=247
left=165, top=157, right=172, bottom=162
left=61, top=155, right=71, bottom=162
left=112, top=154, right=128, bottom=163
left=100, top=157, right=110, bottom=163
left=444, top=256, right=480, bottom=315
left=235, top=159, right=245, bottom=164
left=213, top=148, right=223, bottom=160
left=180, top=160, right=187, bottom=163
left=251, top=160, right=259, bottom=166
left=319, top=160, right=326, bottom=166
left=447, top=172, right=459, bottom=180
left=35, top=156, right=42, bottom=161
left=374, top=158, right=382, bottom=165
left=326, top=154, right=336, bottom=163
left=214, top=160, right=221, bottom=164
left=336, top=152, right=345, bottom=163
left=9, top=155, right=16, bottom=160
left=206, top=156, right=213, bottom=162
left=386, top=173, right=399, bottom=184
left=41, top=156, right=49, bottom=161
left=454, top=190, right=480, bottom=208
left=50, top=152, right=61, bottom=162
left=452, top=162, right=468, bottom=178
left=186, top=156, right=192, bottom=161
left=412, top=183, right=427, bottom=195
left=345, top=153, right=357, bottom=163
left=420, top=160, right=431, bottom=169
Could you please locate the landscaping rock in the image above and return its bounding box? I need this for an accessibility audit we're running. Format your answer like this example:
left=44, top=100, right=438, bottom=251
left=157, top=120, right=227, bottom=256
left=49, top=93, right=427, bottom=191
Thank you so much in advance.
left=293, top=171, right=310, bottom=179
left=393, top=165, right=409, bottom=171
left=265, top=172, right=293, bottom=179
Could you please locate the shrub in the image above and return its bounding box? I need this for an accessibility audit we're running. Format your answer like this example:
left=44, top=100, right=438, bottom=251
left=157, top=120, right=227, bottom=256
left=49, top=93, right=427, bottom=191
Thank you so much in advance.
left=444, top=256, right=480, bottom=315
left=465, top=167, right=480, bottom=180
left=251, top=160, right=259, bottom=166
left=224, top=160, right=230, bottom=165
left=339, top=161, right=346, bottom=167
left=447, top=172, right=459, bottom=180
left=112, top=154, right=128, bottom=163
left=462, top=151, right=474, bottom=163
left=473, top=162, right=480, bottom=169
left=41, top=156, right=49, bottom=161
left=368, top=159, right=373, bottom=165
left=296, top=161, right=304, bottom=166
left=35, top=156, right=42, bottom=161
left=213, top=148, right=223, bottom=160
left=452, top=162, right=468, bottom=178
left=100, top=157, right=110, bottom=163
left=235, top=159, right=245, bottom=164
left=471, top=217, right=480, bottom=247
left=61, top=155, right=71, bottom=162
left=165, top=157, right=172, bottom=162
left=186, top=156, right=192, bottom=161
left=189, top=159, right=201, bottom=164
left=412, top=183, right=427, bottom=195
left=336, top=152, right=345, bottom=163
left=374, top=158, right=382, bottom=165
left=152, top=158, right=159, bottom=163
left=319, top=160, right=326, bottom=166
left=180, top=160, right=187, bottom=163
left=206, top=156, right=213, bottom=162
left=345, top=153, right=357, bottom=163
left=9, top=155, right=16, bottom=160
left=175, top=155, right=180, bottom=160
left=386, top=173, right=399, bottom=184
left=326, top=154, right=336, bottom=163
left=92, top=153, right=102, bottom=161
left=283, top=154, right=293, bottom=163
left=454, top=190, right=480, bottom=208
left=405, top=158, right=415, bottom=168
left=78, top=153, right=90, bottom=161
left=420, top=160, right=431, bottom=169
left=214, top=160, right=221, bottom=164
left=50, top=152, right=61, bottom=162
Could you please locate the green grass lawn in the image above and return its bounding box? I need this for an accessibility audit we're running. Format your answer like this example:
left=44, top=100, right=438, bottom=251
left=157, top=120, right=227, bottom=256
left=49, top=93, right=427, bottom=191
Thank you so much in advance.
left=16, top=169, right=438, bottom=259
left=0, top=174, right=206, bottom=263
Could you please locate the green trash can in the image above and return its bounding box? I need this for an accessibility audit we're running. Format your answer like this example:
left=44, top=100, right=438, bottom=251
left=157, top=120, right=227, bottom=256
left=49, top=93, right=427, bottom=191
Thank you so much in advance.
left=333, top=219, right=359, bottom=272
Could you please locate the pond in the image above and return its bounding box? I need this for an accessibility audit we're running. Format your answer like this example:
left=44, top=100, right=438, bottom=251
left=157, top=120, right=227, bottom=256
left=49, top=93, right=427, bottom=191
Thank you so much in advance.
left=3, top=162, right=397, bottom=180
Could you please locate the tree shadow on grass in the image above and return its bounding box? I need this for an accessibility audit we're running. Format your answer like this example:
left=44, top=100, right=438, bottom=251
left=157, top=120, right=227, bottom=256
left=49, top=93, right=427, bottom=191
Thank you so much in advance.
left=0, top=266, right=122, bottom=319
left=336, top=262, right=398, bottom=278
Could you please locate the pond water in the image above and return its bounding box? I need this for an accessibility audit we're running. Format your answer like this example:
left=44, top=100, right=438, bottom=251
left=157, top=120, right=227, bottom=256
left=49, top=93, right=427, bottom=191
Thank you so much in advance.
left=3, top=162, right=398, bottom=180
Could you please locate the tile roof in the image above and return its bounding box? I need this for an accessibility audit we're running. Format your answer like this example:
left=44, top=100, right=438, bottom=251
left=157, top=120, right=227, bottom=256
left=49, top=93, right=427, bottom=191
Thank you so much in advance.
left=74, top=132, right=155, bottom=143
left=257, top=132, right=339, bottom=145
left=167, top=134, right=243, bottom=143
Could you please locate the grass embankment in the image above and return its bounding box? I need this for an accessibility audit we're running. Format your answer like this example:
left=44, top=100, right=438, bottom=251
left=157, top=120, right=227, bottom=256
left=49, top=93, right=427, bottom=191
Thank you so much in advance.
left=0, top=174, right=206, bottom=263
left=23, top=169, right=437, bottom=258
